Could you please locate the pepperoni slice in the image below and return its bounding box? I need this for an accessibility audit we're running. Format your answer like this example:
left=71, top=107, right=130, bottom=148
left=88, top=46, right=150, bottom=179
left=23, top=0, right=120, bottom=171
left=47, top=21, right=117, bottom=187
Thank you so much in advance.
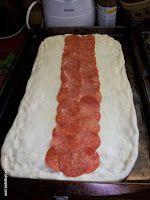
left=79, top=96, right=100, bottom=120
left=60, top=77, right=80, bottom=93
left=79, top=110, right=100, bottom=122
left=81, top=66, right=99, bottom=76
left=62, top=56, right=80, bottom=69
left=56, top=113, right=76, bottom=127
left=84, top=152, right=100, bottom=174
left=57, top=87, right=79, bottom=102
left=64, top=35, right=80, bottom=53
left=51, top=134, right=79, bottom=153
left=60, top=150, right=100, bottom=177
left=76, top=131, right=100, bottom=152
left=52, top=130, right=100, bottom=154
left=81, top=71, right=99, bottom=81
left=56, top=101, right=79, bottom=127
left=45, top=147, right=60, bottom=172
left=78, top=117, right=100, bottom=133
left=80, top=95, right=100, bottom=106
left=57, top=101, right=79, bottom=116
left=80, top=68, right=98, bottom=79
left=59, top=150, right=88, bottom=177
left=62, top=61, right=80, bottom=79
left=66, top=68, right=80, bottom=80
left=80, top=58, right=96, bottom=67
left=61, top=69, right=80, bottom=83
left=53, top=123, right=78, bottom=137
left=81, top=78, right=100, bottom=89
left=80, top=79, right=101, bottom=102
left=79, top=35, right=95, bottom=51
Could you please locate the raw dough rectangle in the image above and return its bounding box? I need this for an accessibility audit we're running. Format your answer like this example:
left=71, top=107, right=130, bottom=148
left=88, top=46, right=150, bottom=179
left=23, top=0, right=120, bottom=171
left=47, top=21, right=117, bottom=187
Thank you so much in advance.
left=1, top=34, right=139, bottom=182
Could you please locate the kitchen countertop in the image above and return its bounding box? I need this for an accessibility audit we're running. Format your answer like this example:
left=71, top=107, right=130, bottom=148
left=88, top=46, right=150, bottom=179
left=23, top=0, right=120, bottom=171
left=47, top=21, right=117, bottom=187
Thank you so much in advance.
left=0, top=29, right=28, bottom=89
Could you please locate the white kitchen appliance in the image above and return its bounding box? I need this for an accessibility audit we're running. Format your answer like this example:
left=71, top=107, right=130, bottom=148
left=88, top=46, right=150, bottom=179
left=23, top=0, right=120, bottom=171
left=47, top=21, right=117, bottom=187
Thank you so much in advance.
left=43, top=0, right=96, bottom=27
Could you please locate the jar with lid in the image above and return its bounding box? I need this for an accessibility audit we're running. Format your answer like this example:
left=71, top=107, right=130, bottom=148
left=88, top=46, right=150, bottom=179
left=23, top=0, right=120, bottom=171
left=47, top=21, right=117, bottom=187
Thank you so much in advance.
left=97, top=0, right=118, bottom=27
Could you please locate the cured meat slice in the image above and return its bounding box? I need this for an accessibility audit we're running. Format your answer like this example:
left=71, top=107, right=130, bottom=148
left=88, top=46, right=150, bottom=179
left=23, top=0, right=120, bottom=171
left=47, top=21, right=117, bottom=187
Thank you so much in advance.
left=79, top=35, right=95, bottom=51
left=81, top=70, right=99, bottom=80
left=84, top=152, right=100, bottom=174
left=45, top=147, right=60, bottom=172
left=56, top=113, right=76, bottom=127
left=59, top=150, right=86, bottom=177
left=45, top=35, right=101, bottom=177
left=57, top=86, right=79, bottom=102
left=57, top=101, right=79, bottom=116
left=53, top=125, right=77, bottom=138
left=59, top=150, right=100, bottom=177
left=80, top=78, right=101, bottom=102
left=61, top=68, right=80, bottom=81
left=78, top=117, right=100, bottom=133
left=64, top=35, right=80, bottom=53
left=60, top=76, right=80, bottom=92
left=53, top=122, right=78, bottom=136
left=51, top=134, right=77, bottom=152
left=81, top=78, right=100, bottom=89
left=51, top=131, right=100, bottom=154
left=62, top=56, right=80, bottom=69
left=80, top=96, right=100, bottom=108
left=76, top=132, right=100, bottom=152
left=80, top=58, right=96, bottom=67
left=79, top=96, right=100, bottom=120
left=56, top=100, right=79, bottom=130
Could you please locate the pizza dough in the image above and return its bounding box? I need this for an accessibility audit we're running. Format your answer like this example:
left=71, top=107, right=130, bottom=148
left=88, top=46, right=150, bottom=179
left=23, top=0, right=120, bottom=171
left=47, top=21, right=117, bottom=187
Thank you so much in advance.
left=0, top=34, right=139, bottom=182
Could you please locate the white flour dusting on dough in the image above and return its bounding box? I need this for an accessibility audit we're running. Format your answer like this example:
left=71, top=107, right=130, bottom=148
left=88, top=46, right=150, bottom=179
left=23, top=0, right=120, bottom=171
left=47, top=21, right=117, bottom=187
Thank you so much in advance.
left=1, top=34, right=139, bottom=181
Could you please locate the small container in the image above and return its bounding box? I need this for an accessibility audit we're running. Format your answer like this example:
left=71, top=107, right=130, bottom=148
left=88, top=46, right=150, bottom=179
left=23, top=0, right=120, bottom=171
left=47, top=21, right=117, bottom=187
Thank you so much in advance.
left=97, top=0, right=117, bottom=27
left=119, top=0, right=150, bottom=24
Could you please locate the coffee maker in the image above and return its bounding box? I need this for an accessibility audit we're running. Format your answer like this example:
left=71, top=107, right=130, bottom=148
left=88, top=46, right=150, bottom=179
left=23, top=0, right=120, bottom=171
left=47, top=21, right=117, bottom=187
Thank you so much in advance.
left=43, top=0, right=96, bottom=27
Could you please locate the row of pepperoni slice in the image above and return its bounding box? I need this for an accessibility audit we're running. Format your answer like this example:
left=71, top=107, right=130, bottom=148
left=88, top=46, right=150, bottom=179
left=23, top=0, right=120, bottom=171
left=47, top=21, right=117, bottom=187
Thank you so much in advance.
left=45, top=35, right=101, bottom=177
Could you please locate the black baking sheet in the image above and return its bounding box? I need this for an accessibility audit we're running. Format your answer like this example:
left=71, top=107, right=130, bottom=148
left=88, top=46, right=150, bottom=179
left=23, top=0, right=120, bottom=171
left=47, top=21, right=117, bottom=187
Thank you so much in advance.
left=0, top=27, right=150, bottom=198
left=131, top=24, right=150, bottom=133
